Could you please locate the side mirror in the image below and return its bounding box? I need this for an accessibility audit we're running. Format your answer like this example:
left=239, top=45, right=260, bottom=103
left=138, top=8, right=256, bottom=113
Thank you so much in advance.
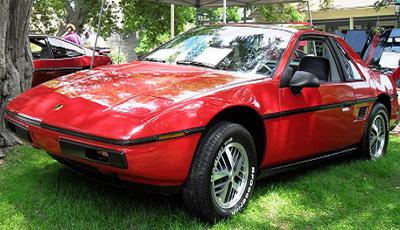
left=289, top=71, right=320, bottom=95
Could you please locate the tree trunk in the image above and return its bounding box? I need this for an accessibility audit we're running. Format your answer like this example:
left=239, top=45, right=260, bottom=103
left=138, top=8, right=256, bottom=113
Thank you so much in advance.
left=56, top=0, right=85, bottom=36
left=0, top=0, right=34, bottom=156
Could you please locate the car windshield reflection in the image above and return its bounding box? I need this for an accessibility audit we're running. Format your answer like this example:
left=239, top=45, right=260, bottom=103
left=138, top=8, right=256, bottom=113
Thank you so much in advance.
left=143, top=26, right=292, bottom=77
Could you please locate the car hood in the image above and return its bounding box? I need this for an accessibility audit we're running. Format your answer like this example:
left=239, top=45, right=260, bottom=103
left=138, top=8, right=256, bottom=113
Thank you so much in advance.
left=7, top=61, right=257, bottom=140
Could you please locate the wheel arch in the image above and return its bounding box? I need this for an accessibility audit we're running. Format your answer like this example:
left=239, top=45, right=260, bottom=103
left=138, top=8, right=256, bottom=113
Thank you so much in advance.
left=205, top=106, right=266, bottom=166
left=376, top=94, right=391, bottom=116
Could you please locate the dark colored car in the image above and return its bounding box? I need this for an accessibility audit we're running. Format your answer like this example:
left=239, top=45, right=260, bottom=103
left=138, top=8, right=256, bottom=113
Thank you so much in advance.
left=29, top=35, right=112, bottom=87
left=6, top=25, right=400, bottom=222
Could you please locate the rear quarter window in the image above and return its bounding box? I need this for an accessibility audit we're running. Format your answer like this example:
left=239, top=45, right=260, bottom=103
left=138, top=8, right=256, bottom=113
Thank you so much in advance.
left=335, top=41, right=365, bottom=81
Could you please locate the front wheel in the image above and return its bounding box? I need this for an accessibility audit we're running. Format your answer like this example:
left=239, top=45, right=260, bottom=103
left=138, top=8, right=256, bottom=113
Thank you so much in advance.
left=182, top=122, right=257, bottom=222
left=360, top=103, right=389, bottom=160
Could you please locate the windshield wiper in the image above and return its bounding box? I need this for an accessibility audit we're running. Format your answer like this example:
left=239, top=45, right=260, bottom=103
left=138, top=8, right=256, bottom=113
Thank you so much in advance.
left=176, top=60, right=216, bottom=69
left=140, top=57, right=166, bottom=63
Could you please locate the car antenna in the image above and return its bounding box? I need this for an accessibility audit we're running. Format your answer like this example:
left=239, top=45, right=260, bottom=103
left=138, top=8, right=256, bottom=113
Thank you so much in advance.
left=90, top=0, right=106, bottom=69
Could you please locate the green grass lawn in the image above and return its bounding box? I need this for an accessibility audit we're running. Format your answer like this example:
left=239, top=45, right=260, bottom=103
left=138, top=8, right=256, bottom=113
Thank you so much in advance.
left=1, top=137, right=400, bottom=230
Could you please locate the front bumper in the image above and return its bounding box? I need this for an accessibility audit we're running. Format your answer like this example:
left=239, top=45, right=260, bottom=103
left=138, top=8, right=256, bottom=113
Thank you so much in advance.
left=47, top=153, right=181, bottom=195
left=4, top=111, right=203, bottom=187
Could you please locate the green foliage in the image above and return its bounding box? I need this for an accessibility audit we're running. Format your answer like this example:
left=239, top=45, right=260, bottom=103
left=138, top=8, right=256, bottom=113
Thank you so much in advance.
left=120, top=1, right=195, bottom=56
left=30, top=0, right=118, bottom=38
left=120, top=0, right=240, bottom=55
left=109, top=51, right=127, bottom=64
left=31, top=0, right=240, bottom=54
left=81, top=0, right=119, bottom=38
left=319, top=0, right=334, bottom=10
left=374, top=0, right=394, bottom=10
left=198, top=7, right=240, bottom=24
left=31, top=0, right=66, bottom=34
left=254, top=3, right=304, bottom=24
left=134, top=33, right=171, bottom=56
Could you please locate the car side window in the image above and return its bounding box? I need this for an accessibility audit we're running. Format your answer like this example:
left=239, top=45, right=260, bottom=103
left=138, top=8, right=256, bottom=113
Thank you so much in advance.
left=285, top=38, right=342, bottom=83
left=30, top=37, right=52, bottom=60
left=335, top=42, right=364, bottom=81
left=47, top=37, right=85, bottom=59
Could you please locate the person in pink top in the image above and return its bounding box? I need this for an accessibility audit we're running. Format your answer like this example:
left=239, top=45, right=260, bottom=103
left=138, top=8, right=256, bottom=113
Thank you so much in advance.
left=391, top=59, right=400, bottom=86
left=62, top=24, right=81, bottom=45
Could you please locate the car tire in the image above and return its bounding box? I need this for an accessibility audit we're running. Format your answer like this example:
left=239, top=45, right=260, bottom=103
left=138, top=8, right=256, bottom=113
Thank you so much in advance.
left=360, top=103, right=389, bottom=160
left=182, top=122, right=257, bottom=222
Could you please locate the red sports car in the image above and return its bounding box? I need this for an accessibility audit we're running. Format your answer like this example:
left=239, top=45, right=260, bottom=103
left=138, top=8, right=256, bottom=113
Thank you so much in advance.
left=29, top=35, right=112, bottom=87
left=5, top=25, right=400, bottom=221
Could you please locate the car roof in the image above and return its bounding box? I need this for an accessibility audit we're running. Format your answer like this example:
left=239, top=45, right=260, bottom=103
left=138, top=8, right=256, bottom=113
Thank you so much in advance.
left=29, top=34, right=60, bottom=39
left=29, top=34, right=91, bottom=51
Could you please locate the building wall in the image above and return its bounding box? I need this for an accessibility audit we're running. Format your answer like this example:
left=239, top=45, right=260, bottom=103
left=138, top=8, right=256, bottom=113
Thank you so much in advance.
left=311, top=5, right=398, bottom=32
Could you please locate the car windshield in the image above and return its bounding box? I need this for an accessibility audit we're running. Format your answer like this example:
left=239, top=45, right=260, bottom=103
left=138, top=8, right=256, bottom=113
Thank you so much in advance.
left=143, top=26, right=292, bottom=77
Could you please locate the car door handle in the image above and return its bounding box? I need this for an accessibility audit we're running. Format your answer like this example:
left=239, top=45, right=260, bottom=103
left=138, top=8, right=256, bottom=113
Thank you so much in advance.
left=342, top=102, right=354, bottom=112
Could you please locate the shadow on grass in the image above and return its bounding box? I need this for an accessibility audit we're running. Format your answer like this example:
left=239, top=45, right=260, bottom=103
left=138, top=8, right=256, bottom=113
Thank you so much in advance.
left=1, top=138, right=399, bottom=229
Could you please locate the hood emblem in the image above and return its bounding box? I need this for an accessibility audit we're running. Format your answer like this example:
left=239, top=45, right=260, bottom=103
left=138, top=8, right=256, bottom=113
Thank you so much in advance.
left=53, top=104, right=63, bottom=111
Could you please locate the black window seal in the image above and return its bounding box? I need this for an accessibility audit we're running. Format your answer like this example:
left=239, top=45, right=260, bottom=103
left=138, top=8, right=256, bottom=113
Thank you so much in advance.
left=30, top=36, right=55, bottom=60
left=330, top=38, right=367, bottom=82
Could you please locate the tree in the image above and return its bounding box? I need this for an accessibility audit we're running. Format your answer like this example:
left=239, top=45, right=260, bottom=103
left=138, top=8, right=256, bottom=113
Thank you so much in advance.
left=253, top=3, right=304, bottom=23
left=374, top=0, right=394, bottom=9
left=120, top=1, right=240, bottom=55
left=0, top=0, right=34, bottom=156
left=30, top=0, right=118, bottom=37
left=319, top=0, right=334, bottom=10
left=198, top=7, right=240, bottom=24
left=120, top=1, right=193, bottom=55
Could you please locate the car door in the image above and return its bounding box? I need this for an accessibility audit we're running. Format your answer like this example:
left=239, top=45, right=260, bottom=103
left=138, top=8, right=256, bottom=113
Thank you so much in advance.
left=30, top=36, right=55, bottom=87
left=333, top=38, right=375, bottom=140
left=270, top=35, right=359, bottom=165
left=46, top=37, right=87, bottom=78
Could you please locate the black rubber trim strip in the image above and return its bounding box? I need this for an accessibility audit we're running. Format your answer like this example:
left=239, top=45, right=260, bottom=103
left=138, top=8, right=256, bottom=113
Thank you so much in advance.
left=5, top=110, right=41, bottom=126
left=356, top=97, right=378, bottom=104
left=41, top=122, right=157, bottom=146
left=35, top=67, right=83, bottom=72
left=257, top=146, right=358, bottom=180
left=262, top=97, right=377, bottom=120
left=5, top=109, right=205, bottom=146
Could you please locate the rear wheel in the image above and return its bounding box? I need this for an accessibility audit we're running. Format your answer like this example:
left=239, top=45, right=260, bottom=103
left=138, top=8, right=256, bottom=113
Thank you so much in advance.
left=360, top=103, right=389, bottom=160
left=182, top=122, right=257, bottom=222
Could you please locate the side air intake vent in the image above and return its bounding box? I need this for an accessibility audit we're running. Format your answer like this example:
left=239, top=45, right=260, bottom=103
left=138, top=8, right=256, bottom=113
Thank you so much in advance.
left=358, top=107, right=368, bottom=120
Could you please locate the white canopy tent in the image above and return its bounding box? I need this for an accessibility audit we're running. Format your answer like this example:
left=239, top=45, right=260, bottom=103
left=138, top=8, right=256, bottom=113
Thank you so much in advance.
left=91, top=0, right=312, bottom=68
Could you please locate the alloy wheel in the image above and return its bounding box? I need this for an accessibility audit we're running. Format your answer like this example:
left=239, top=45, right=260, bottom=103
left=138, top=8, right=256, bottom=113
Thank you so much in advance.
left=369, top=113, right=387, bottom=159
left=211, top=142, right=249, bottom=209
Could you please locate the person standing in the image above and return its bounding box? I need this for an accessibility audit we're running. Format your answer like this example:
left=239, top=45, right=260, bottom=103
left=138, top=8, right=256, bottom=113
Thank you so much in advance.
left=390, top=59, right=400, bottom=136
left=81, top=30, right=92, bottom=47
left=390, top=59, right=400, bottom=88
left=62, top=24, right=81, bottom=45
